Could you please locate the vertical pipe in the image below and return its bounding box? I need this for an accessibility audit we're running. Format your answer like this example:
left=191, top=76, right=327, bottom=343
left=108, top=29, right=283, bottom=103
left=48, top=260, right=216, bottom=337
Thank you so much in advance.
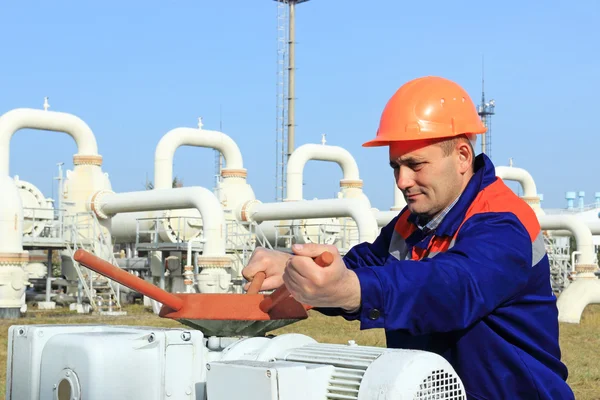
left=578, top=191, right=585, bottom=211
left=45, top=250, right=53, bottom=303
left=287, top=1, right=296, bottom=160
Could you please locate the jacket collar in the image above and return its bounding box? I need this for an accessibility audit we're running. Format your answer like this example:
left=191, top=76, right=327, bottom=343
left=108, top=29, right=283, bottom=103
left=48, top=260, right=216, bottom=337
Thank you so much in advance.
left=432, top=153, right=497, bottom=237
left=406, top=154, right=497, bottom=240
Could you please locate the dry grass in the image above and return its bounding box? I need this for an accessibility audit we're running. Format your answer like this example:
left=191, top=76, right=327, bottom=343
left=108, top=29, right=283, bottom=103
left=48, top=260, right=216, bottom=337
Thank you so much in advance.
left=0, top=304, right=598, bottom=399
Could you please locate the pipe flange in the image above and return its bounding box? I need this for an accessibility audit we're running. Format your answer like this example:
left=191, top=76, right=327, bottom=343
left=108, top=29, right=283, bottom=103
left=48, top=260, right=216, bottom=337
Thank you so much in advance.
left=521, top=196, right=541, bottom=206
left=73, top=154, right=103, bottom=166
left=197, top=256, right=232, bottom=269
left=221, top=169, right=248, bottom=179
left=574, top=264, right=599, bottom=274
left=89, top=190, right=115, bottom=220
left=0, top=252, right=30, bottom=266
left=239, top=200, right=261, bottom=222
left=340, top=179, right=364, bottom=189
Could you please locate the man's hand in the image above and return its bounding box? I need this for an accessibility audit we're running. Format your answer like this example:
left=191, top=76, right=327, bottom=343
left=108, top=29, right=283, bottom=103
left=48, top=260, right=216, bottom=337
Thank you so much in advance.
left=284, top=243, right=361, bottom=311
left=242, top=247, right=292, bottom=291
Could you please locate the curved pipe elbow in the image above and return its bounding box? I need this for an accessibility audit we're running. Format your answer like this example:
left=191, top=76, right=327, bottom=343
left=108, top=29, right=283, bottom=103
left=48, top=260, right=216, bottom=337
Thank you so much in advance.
left=557, top=279, right=600, bottom=323
left=287, top=144, right=361, bottom=201
left=538, top=215, right=596, bottom=264
left=495, top=166, right=537, bottom=198
left=154, top=127, right=244, bottom=189
left=95, top=187, right=227, bottom=256
left=0, top=108, right=100, bottom=175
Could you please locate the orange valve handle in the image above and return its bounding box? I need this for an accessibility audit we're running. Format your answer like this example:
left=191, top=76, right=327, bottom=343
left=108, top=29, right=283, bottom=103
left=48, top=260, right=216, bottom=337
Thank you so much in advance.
left=259, top=251, right=334, bottom=313
left=246, top=272, right=266, bottom=295
left=73, top=249, right=184, bottom=311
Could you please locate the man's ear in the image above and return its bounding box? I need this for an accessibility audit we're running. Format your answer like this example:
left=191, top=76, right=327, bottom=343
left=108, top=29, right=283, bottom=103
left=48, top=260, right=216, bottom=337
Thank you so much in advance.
left=456, top=140, right=473, bottom=173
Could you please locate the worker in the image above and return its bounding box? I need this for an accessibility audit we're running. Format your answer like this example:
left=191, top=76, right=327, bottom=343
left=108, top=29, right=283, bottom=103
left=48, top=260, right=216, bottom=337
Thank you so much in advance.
left=243, top=76, right=573, bottom=399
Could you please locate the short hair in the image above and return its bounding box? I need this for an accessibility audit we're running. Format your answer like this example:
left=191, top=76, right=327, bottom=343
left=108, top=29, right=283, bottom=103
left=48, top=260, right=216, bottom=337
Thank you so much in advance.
left=438, top=135, right=475, bottom=156
left=438, top=135, right=476, bottom=168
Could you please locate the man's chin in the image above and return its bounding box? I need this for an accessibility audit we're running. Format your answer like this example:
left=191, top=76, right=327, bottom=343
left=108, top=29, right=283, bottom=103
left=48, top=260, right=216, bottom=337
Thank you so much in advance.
left=407, top=204, right=432, bottom=217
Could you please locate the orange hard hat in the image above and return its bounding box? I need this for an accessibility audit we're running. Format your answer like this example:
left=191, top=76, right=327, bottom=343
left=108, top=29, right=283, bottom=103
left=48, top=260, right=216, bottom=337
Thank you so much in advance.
left=363, top=76, right=487, bottom=148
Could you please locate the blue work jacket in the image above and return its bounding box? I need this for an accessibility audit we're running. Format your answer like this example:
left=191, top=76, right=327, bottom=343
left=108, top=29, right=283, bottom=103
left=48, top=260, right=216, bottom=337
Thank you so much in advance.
left=320, top=154, right=573, bottom=400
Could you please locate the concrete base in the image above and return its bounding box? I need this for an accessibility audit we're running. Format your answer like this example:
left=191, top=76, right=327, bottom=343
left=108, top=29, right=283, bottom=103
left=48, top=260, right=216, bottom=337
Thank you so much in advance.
left=99, top=311, right=128, bottom=316
left=69, top=303, right=92, bottom=314
left=37, top=301, right=56, bottom=310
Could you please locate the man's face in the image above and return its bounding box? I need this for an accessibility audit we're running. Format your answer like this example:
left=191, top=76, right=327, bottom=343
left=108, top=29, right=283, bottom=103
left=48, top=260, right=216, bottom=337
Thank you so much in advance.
left=389, top=140, right=466, bottom=218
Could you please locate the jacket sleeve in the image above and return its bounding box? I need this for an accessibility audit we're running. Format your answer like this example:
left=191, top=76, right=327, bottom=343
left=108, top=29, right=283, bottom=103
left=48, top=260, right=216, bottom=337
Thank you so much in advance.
left=352, top=212, right=534, bottom=335
left=315, top=214, right=398, bottom=318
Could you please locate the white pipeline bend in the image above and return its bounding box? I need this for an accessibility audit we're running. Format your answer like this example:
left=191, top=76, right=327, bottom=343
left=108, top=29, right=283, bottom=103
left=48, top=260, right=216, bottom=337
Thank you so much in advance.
left=154, top=127, right=245, bottom=189
left=495, top=166, right=537, bottom=198
left=90, top=187, right=227, bottom=256
left=538, top=215, right=596, bottom=265
left=0, top=108, right=100, bottom=175
left=286, top=143, right=361, bottom=201
left=241, top=198, right=379, bottom=243
left=557, top=279, right=600, bottom=323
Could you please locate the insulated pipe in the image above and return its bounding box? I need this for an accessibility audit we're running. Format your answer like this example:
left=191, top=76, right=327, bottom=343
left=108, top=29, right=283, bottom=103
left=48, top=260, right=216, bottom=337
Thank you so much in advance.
left=495, top=166, right=537, bottom=198
left=549, top=221, right=600, bottom=237
left=89, top=187, right=226, bottom=256
left=392, top=185, right=407, bottom=211
left=0, top=108, right=101, bottom=175
left=286, top=144, right=361, bottom=201
left=557, top=280, right=600, bottom=324
left=538, top=215, right=596, bottom=265
left=241, top=199, right=378, bottom=243
left=373, top=211, right=399, bottom=227
left=0, top=175, right=29, bottom=316
left=154, top=127, right=245, bottom=189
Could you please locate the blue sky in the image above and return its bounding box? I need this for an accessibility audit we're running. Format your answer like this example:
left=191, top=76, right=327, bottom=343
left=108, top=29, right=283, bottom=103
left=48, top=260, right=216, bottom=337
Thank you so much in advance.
left=1, top=0, right=598, bottom=210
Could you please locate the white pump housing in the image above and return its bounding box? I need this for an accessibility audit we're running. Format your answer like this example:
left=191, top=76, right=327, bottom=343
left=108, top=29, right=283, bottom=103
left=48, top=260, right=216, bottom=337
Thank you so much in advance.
left=6, top=324, right=467, bottom=400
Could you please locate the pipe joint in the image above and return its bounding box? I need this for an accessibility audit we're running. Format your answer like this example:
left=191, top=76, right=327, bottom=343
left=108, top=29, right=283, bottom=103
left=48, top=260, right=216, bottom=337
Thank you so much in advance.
left=89, top=190, right=115, bottom=219
left=0, top=252, right=29, bottom=266
left=340, top=179, right=363, bottom=189
left=197, top=256, right=232, bottom=269
left=521, top=196, right=541, bottom=206
left=221, top=169, right=247, bottom=179
left=574, top=263, right=599, bottom=275
left=73, top=154, right=103, bottom=166
left=238, top=200, right=261, bottom=222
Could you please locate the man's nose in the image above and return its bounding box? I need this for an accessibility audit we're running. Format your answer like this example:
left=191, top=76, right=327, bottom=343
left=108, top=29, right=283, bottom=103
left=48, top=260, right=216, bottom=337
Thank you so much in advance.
left=396, top=166, right=414, bottom=190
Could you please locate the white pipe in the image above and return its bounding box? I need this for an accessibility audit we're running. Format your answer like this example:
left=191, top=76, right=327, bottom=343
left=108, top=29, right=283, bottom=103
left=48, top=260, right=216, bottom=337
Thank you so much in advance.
left=93, top=187, right=226, bottom=256
left=187, top=236, right=205, bottom=268
left=392, top=185, right=407, bottom=210
left=546, top=220, right=600, bottom=237
left=0, top=108, right=100, bottom=175
left=538, top=215, right=596, bottom=264
left=154, top=127, right=244, bottom=189
left=557, top=280, right=600, bottom=323
left=110, top=211, right=154, bottom=243
left=0, top=176, right=24, bottom=252
left=495, top=166, right=537, bottom=198
left=373, top=210, right=399, bottom=227
left=286, top=143, right=360, bottom=201
left=246, top=199, right=378, bottom=243
left=0, top=176, right=29, bottom=311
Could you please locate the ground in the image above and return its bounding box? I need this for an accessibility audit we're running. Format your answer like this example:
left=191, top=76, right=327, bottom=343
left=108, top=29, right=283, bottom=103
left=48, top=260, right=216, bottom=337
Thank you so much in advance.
left=0, top=304, right=598, bottom=399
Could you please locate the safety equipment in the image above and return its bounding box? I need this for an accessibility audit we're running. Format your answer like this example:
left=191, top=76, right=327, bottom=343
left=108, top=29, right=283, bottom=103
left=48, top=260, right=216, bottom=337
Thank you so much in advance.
left=363, top=76, right=487, bottom=147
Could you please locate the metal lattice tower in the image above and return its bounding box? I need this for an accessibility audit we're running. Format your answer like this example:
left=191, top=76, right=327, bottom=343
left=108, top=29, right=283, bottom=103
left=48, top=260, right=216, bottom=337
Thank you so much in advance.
left=274, top=0, right=310, bottom=201
left=478, top=59, right=495, bottom=159
left=275, top=1, right=289, bottom=201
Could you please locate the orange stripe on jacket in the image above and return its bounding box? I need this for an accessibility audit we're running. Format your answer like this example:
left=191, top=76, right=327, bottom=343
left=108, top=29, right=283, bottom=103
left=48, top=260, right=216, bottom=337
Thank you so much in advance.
left=458, top=178, right=540, bottom=242
left=394, top=210, right=417, bottom=239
